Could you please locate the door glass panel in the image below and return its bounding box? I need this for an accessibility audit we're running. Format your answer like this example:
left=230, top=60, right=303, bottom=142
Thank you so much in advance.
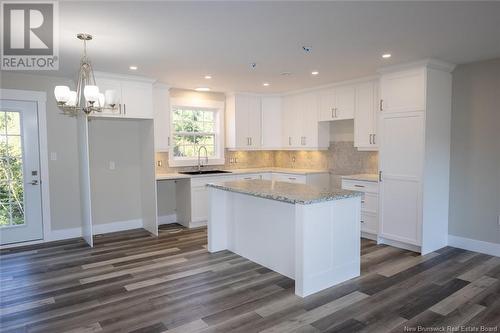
left=0, top=111, right=25, bottom=228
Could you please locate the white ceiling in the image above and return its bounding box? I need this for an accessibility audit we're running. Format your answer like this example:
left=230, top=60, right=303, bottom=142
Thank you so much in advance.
left=49, top=1, right=500, bottom=93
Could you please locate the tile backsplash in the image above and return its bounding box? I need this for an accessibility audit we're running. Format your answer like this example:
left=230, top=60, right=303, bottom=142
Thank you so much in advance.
left=156, top=141, right=378, bottom=181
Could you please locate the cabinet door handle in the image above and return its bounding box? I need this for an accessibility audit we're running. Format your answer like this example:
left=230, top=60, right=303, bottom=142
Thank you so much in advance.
left=119, top=103, right=122, bottom=114
left=354, top=184, right=365, bottom=188
left=373, top=134, right=376, bottom=144
left=303, top=136, right=306, bottom=145
left=288, top=136, right=292, bottom=146
left=288, top=177, right=296, bottom=180
left=243, top=177, right=252, bottom=180
left=379, top=171, right=382, bottom=182
left=369, top=134, right=372, bottom=144
left=335, top=107, right=338, bottom=118
left=168, top=137, right=170, bottom=146
left=123, top=104, right=127, bottom=115
left=361, top=220, right=365, bottom=224
left=379, top=99, right=383, bottom=111
left=331, top=108, right=335, bottom=119
left=250, top=137, right=252, bottom=146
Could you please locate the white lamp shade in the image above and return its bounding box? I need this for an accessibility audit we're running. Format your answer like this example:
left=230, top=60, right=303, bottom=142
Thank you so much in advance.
left=104, top=89, right=118, bottom=105
left=97, top=93, right=105, bottom=107
left=67, top=91, right=78, bottom=106
left=54, top=86, right=70, bottom=103
left=84, top=85, right=100, bottom=102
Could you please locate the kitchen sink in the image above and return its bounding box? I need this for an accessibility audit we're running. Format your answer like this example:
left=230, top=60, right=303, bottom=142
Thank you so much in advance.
left=179, top=170, right=232, bottom=175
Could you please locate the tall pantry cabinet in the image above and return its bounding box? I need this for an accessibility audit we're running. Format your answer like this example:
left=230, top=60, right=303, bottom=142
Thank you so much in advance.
left=377, top=60, right=455, bottom=255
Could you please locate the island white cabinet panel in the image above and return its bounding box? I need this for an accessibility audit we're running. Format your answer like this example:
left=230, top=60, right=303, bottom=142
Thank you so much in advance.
left=226, top=94, right=261, bottom=150
left=354, top=81, right=378, bottom=151
left=153, top=84, right=170, bottom=152
left=93, top=72, right=154, bottom=119
left=378, top=60, right=454, bottom=254
left=318, top=84, right=355, bottom=121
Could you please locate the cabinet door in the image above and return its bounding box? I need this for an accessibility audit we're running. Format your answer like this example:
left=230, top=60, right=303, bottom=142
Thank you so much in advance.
left=335, top=85, right=355, bottom=120
left=379, top=112, right=424, bottom=246
left=299, top=92, right=319, bottom=148
left=281, top=95, right=299, bottom=148
left=153, top=86, right=170, bottom=152
left=380, top=68, right=425, bottom=113
left=191, top=185, right=208, bottom=222
left=121, top=81, right=154, bottom=119
left=92, top=78, right=122, bottom=117
left=261, top=96, right=282, bottom=149
left=247, top=96, right=262, bottom=148
left=272, top=173, right=306, bottom=184
left=234, top=95, right=250, bottom=148
left=318, top=88, right=336, bottom=121
left=354, top=81, right=377, bottom=150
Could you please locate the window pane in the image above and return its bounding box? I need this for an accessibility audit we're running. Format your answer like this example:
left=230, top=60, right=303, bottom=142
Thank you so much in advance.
left=11, top=200, right=24, bottom=225
left=6, top=112, right=21, bottom=135
left=203, top=111, right=214, bottom=122
left=0, top=112, right=6, bottom=135
left=203, top=122, right=215, bottom=133
left=0, top=202, right=10, bottom=227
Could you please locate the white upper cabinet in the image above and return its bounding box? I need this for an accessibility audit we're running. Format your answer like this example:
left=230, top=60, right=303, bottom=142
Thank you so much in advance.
left=93, top=72, right=154, bottom=119
left=120, top=81, right=154, bottom=119
left=354, top=81, right=378, bottom=151
left=153, top=84, right=170, bottom=152
left=225, top=94, right=261, bottom=150
left=281, top=92, right=329, bottom=150
left=318, top=84, right=355, bottom=121
left=261, top=96, right=282, bottom=149
left=380, top=68, right=425, bottom=113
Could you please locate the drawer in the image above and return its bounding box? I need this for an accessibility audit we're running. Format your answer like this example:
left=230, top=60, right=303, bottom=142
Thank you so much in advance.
left=191, top=175, right=234, bottom=187
left=341, top=179, right=378, bottom=194
left=361, top=192, right=378, bottom=214
left=272, top=173, right=307, bottom=184
left=234, top=173, right=262, bottom=181
left=361, top=213, right=378, bottom=235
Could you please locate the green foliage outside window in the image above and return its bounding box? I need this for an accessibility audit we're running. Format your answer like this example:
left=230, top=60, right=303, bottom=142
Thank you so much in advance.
left=0, top=111, right=25, bottom=227
left=172, top=107, right=216, bottom=158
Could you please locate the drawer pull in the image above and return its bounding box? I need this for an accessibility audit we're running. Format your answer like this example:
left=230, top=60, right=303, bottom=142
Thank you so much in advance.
left=354, top=184, right=365, bottom=188
left=361, top=200, right=365, bottom=203
left=243, top=177, right=252, bottom=180
left=288, top=177, right=296, bottom=180
left=360, top=220, right=365, bottom=224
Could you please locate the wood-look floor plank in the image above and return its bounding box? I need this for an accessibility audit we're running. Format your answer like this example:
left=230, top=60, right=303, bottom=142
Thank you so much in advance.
left=1, top=226, right=499, bottom=333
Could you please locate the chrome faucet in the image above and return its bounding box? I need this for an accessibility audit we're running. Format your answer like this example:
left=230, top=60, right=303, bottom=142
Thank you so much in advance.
left=197, top=146, right=208, bottom=171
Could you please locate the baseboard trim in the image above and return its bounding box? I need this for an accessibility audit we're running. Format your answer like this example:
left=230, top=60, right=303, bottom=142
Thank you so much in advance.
left=48, top=227, right=83, bottom=241
left=378, top=237, right=421, bottom=253
left=448, top=235, right=500, bottom=257
left=158, top=213, right=178, bottom=225
left=361, top=231, right=377, bottom=241
left=93, top=219, right=143, bottom=235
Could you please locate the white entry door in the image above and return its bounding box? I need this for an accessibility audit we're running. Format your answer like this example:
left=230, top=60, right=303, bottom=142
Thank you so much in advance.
left=0, top=100, right=43, bottom=245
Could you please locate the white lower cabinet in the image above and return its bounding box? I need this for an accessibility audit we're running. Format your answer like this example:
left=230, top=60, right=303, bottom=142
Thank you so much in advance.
left=342, top=179, right=379, bottom=238
left=272, top=173, right=307, bottom=184
left=176, top=171, right=330, bottom=228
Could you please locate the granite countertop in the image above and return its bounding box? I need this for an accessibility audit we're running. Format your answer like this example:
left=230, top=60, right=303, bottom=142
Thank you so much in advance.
left=206, top=179, right=362, bottom=205
left=156, top=167, right=330, bottom=181
left=341, top=174, right=379, bottom=182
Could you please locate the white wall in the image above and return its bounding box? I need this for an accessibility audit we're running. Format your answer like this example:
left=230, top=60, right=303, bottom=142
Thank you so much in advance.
left=449, top=58, right=500, bottom=245
left=0, top=72, right=82, bottom=231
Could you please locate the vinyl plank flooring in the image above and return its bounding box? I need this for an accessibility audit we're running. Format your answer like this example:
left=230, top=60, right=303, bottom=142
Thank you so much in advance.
left=1, top=226, right=499, bottom=333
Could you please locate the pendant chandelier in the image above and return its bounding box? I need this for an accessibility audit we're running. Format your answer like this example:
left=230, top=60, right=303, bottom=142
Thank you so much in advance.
left=54, top=33, right=117, bottom=116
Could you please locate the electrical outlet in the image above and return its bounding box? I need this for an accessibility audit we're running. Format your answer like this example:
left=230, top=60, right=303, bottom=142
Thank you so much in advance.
left=109, top=161, right=115, bottom=170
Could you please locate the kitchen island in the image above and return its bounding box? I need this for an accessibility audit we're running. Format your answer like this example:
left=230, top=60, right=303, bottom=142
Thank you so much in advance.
left=207, top=180, right=363, bottom=297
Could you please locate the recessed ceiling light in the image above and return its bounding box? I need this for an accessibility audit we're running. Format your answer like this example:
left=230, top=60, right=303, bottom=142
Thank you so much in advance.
left=195, top=87, right=210, bottom=92
left=129, top=65, right=138, bottom=70
left=204, top=75, right=212, bottom=79
left=382, top=53, right=392, bottom=59
left=263, top=82, right=270, bottom=87
left=311, top=71, right=319, bottom=75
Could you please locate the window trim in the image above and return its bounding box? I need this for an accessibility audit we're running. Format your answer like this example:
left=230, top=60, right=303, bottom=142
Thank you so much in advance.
left=169, top=97, right=225, bottom=167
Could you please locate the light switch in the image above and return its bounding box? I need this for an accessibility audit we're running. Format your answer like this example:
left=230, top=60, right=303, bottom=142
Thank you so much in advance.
left=50, top=152, right=57, bottom=161
left=109, top=161, right=115, bottom=170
